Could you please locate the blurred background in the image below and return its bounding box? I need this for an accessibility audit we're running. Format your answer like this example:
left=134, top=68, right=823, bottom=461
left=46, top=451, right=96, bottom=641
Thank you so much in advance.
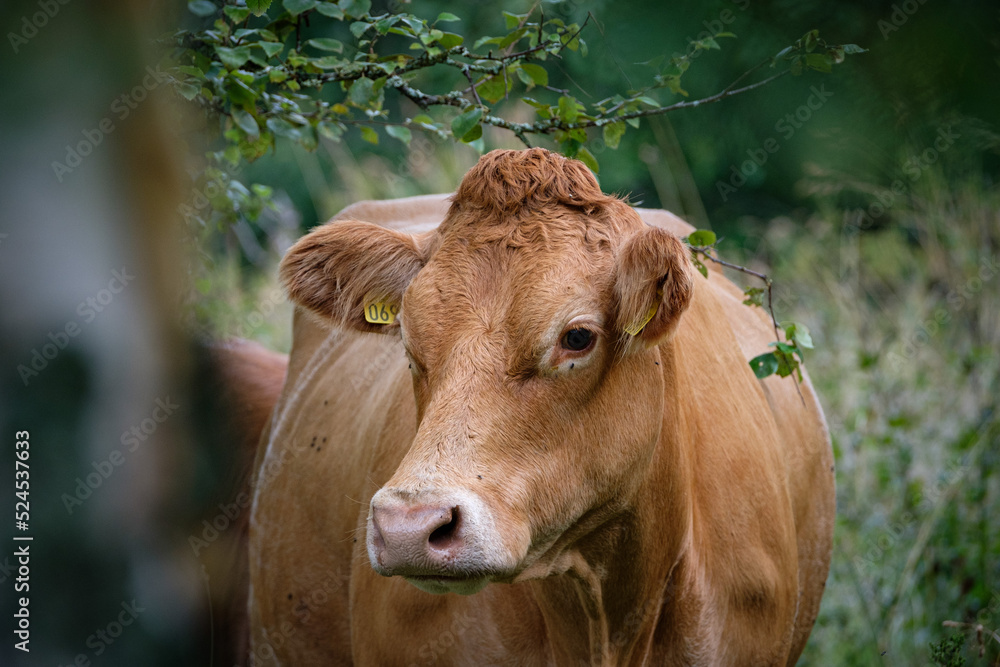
left=0, top=0, right=997, bottom=665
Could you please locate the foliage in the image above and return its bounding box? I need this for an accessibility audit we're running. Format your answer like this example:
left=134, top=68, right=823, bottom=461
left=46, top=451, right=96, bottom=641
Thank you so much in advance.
left=168, top=2, right=863, bottom=172
left=685, top=230, right=813, bottom=381
left=929, top=633, right=967, bottom=667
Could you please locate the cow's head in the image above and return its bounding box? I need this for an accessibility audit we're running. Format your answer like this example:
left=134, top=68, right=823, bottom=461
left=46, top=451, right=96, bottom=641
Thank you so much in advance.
left=281, top=149, right=693, bottom=595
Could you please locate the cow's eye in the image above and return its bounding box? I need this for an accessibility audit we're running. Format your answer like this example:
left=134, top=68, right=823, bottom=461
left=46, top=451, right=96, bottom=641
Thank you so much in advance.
left=561, top=328, right=594, bottom=352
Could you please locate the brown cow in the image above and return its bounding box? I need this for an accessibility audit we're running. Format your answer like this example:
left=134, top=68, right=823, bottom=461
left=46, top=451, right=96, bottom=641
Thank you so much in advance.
left=248, top=148, right=834, bottom=666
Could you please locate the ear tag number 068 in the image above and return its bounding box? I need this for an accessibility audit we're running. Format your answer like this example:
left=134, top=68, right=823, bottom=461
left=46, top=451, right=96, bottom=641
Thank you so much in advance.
left=364, top=301, right=399, bottom=325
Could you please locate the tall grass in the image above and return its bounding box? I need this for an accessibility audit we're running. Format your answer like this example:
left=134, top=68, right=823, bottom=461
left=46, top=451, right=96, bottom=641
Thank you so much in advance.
left=740, top=165, right=1000, bottom=665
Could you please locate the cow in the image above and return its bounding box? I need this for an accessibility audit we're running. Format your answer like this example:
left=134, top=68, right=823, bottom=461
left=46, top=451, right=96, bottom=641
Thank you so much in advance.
left=247, top=148, right=835, bottom=666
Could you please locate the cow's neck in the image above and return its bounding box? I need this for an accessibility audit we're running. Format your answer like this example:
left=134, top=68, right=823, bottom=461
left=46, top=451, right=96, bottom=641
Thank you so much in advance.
left=530, top=342, right=695, bottom=666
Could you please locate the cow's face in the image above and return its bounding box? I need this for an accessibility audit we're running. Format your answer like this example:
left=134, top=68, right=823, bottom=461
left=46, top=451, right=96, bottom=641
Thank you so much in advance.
left=281, top=149, right=693, bottom=595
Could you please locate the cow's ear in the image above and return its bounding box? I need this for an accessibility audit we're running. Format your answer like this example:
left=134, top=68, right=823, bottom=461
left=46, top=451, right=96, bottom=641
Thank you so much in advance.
left=613, top=225, right=694, bottom=346
left=280, top=220, right=430, bottom=334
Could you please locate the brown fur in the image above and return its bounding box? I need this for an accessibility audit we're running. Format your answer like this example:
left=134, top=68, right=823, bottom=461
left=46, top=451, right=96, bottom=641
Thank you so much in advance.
left=251, top=149, right=834, bottom=666
left=206, top=339, right=287, bottom=666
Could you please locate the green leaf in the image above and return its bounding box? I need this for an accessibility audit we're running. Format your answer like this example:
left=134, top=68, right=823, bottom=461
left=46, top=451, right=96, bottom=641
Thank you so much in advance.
left=576, top=146, right=599, bottom=174
left=176, top=82, right=201, bottom=101
left=385, top=125, right=412, bottom=146
left=689, top=254, right=709, bottom=278
left=784, top=322, right=814, bottom=350
left=256, top=41, right=284, bottom=57
left=467, top=136, right=485, bottom=154
left=503, top=11, right=528, bottom=29
left=742, top=286, right=765, bottom=308
left=750, top=353, right=779, bottom=379
left=283, top=0, right=317, bottom=16
left=266, top=117, right=301, bottom=139
left=460, top=123, right=482, bottom=143
left=313, top=55, right=348, bottom=69
left=805, top=53, right=832, bottom=73
left=602, top=121, right=625, bottom=149
left=307, top=38, right=344, bottom=52
left=436, top=32, right=463, bottom=49
left=231, top=108, right=260, bottom=138
left=350, top=21, right=370, bottom=38
left=436, top=12, right=460, bottom=23
left=246, top=0, right=272, bottom=16
left=451, top=107, right=482, bottom=141
left=215, top=45, right=252, bottom=68
left=499, top=27, right=529, bottom=49
left=315, top=2, right=344, bottom=18
left=339, top=0, right=371, bottom=18
left=557, top=95, right=580, bottom=123
left=223, top=6, right=251, bottom=22
left=359, top=126, right=378, bottom=144
left=802, top=29, right=819, bottom=52
left=348, top=76, right=375, bottom=105
left=385, top=125, right=413, bottom=146
left=318, top=120, right=345, bottom=141
left=188, top=0, right=218, bottom=17
left=842, top=44, right=867, bottom=54
left=473, top=35, right=503, bottom=50
left=687, top=230, right=717, bottom=247
left=520, top=63, right=548, bottom=88
left=476, top=74, right=508, bottom=103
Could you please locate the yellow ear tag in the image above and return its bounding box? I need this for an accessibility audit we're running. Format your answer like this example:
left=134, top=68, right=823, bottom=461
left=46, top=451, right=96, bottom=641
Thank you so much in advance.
left=363, top=301, right=399, bottom=325
left=624, top=286, right=663, bottom=336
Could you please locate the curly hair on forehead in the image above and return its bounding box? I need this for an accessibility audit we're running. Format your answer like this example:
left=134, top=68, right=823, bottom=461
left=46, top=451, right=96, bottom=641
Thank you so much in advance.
left=446, top=148, right=624, bottom=218
left=439, top=149, right=639, bottom=252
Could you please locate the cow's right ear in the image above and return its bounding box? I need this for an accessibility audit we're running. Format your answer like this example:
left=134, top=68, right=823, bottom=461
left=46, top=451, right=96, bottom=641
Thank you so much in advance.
left=279, top=220, right=430, bottom=334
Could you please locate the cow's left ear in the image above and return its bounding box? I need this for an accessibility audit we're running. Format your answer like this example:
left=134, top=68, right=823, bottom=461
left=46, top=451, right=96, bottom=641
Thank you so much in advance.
left=613, top=225, right=694, bottom=346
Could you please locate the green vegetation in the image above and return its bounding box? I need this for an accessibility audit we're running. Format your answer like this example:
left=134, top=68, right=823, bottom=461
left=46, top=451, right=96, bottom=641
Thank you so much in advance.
left=174, top=2, right=999, bottom=664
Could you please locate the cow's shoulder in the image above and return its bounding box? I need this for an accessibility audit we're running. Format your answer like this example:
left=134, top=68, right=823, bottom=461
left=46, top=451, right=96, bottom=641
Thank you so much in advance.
left=333, top=193, right=452, bottom=234
left=634, top=207, right=697, bottom=238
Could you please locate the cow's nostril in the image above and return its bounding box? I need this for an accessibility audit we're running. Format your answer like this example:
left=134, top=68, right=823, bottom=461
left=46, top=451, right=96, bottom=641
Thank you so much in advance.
left=428, top=506, right=461, bottom=549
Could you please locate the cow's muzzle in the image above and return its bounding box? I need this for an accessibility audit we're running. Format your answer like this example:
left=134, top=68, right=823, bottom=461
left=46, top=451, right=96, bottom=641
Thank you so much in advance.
left=367, top=488, right=506, bottom=595
left=370, top=502, right=464, bottom=573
